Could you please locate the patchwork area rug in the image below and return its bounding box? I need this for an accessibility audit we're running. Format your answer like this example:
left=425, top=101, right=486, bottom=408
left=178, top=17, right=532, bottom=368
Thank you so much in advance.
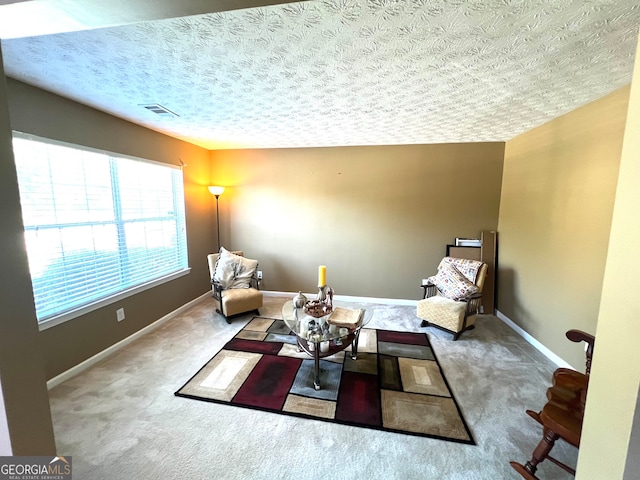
left=175, top=317, right=475, bottom=444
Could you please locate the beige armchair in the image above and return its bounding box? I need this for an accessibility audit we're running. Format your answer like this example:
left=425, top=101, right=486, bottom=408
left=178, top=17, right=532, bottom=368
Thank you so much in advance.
left=416, top=257, right=487, bottom=340
left=207, top=249, right=263, bottom=323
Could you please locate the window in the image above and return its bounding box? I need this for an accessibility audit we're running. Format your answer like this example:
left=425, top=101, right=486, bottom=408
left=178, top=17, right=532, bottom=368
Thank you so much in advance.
left=12, top=132, right=189, bottom=328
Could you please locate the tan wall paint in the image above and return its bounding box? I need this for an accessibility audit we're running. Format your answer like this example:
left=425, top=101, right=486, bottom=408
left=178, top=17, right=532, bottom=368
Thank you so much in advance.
left=6, top=79, right=214, bottom=379
left=577, top=36, right=640, bottom=479
left=0, top=51, right=55, bottom=454
left=497, top=87, right=629, bottom=369
left=211, top=143, right=504, bottom=299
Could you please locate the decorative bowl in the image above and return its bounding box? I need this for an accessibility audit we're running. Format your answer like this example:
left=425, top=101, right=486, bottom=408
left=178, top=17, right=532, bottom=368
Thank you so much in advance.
left=303, top=300, right=332, bottom=318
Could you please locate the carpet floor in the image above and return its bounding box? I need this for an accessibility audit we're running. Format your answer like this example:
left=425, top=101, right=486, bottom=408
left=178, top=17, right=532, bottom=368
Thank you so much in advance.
left=48, top=295, right=579, bottom=479
left=176, top=317, right=474, bottom=444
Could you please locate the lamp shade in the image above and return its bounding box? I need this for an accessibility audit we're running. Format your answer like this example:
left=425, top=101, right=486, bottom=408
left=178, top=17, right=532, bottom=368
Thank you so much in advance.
left=208, top=185, right=225, bottom=196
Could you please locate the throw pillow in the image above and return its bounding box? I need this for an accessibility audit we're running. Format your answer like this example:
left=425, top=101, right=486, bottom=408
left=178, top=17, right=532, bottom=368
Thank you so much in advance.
left=432, top=264, right=479, bottom=301
left=213, top=247, right=259, bottom=289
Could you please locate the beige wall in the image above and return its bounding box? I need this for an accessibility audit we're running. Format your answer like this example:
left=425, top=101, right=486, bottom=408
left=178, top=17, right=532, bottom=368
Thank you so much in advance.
left=577, top=35, right=640, bottom=478
left=0, top=49, right=56, bottom=454
left=212, top=143, right=504, bottom=299
left=497, top=87, right=629, bottom=369
left=6, top=79, right=215, bottom=379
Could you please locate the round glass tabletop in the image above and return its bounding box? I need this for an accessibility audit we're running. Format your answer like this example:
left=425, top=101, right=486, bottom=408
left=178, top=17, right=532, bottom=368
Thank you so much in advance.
left=281, top=299, right=371, bottom=343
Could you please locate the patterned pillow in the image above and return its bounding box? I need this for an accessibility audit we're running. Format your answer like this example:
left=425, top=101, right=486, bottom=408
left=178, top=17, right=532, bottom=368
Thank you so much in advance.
left=432, top=264, right=479, bottom=301
left=441, top=257, right=483, bottom=284
left=213, top=247, right=259, bottom=289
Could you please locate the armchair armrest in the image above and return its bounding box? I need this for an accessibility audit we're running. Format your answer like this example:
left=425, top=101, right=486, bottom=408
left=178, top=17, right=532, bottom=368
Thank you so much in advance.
left=420, top=282, right=438, bottom=299
left=464, top=292, right=483, bottom=315
left=566, top=329, right=595, bottom=346
left=213, top=278, right=261, bottom=292
left=211, top=279, right=224, bottom=301
left=566, top=329, right=595, bottom=375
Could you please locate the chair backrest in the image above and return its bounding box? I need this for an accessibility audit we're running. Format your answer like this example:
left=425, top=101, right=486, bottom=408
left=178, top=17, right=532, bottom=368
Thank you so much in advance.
left=207, top=250, right=244, bottom=279
left=438, top=257, right=488, bottom=292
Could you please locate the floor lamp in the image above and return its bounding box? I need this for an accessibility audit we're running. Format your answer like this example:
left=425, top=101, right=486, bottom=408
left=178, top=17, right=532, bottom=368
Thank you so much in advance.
left=208, top=186, right=225, bottom=250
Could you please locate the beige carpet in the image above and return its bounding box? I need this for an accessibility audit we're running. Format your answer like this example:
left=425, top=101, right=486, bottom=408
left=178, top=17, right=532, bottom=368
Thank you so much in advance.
left=176, top=319, right=474, bottom=443
left=48, top=295, right=579, bottom=479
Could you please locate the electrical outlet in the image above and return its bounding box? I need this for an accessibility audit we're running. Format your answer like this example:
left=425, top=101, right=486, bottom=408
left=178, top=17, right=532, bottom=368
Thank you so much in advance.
left=116, top=308, right=125, bottom=322
left=257, top=270, right=263, bottom=280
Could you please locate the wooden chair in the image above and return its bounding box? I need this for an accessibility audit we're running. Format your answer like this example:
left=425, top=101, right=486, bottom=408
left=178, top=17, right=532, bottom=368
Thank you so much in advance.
left=510, top=329, right=595, bottom=479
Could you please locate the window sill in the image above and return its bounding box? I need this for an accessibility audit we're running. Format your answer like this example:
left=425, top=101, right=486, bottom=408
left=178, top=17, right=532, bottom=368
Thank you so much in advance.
left=38, top=268, right=191, bottom=331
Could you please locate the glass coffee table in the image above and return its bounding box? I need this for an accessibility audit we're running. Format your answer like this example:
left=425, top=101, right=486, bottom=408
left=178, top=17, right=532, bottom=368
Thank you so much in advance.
left=282, top=300, right=371, bottom=390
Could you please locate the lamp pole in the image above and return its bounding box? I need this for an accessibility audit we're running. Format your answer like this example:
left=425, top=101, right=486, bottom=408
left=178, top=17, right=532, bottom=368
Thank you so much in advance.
left=208, top=186, right=225, bottom=250
left=214, top=193, right=221, bottom=250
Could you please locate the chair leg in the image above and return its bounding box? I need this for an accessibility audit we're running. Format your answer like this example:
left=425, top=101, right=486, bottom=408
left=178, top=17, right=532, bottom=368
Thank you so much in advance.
left=215, top=308, right=232, bottom=324
left=509, top=462, right=539, bottom=480
left=511, top=428, right=559, bottom=479
left=214, top=299, right=230, bottom=323
left=421, top=319, right=468, bottom=340
left=453, top=324, right=475, bottom=341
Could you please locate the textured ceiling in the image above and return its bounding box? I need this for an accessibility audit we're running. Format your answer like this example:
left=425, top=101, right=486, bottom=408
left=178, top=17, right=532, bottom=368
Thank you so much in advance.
left=2, top=0, right=640, bottom=150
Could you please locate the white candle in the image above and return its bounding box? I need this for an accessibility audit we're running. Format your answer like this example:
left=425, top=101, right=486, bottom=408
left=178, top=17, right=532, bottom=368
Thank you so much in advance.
left=320, top=341, right=330, bottom=353
left=308, top=341, right=315, bottom=351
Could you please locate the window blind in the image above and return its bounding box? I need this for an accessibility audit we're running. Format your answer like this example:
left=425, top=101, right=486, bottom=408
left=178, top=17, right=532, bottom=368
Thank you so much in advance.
left=12, top=132, right=188, bottom=323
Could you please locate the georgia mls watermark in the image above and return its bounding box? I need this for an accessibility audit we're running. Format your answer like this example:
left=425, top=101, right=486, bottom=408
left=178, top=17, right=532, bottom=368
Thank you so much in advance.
left=0, top=456, right=71, bottom=480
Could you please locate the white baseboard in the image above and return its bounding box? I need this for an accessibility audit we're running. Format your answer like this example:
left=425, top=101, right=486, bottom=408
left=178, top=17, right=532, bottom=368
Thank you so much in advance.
left=334, top=294, right=418, bottom=306
left=495, top=309, right=574, bottom=369
left=262, top=290, right=418, bottom=307
left=262, top=290, right=298, bottom=298
left=46, top=291, right=211, bottom=390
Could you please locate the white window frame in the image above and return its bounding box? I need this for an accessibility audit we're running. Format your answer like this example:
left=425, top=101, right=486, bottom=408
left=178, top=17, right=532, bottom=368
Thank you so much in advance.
left=12, top=132, right=191, bottom=330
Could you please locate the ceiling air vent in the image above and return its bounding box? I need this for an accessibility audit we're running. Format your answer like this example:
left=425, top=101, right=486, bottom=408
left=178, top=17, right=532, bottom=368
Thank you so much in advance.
left=140, top=104, right=179, bottom=117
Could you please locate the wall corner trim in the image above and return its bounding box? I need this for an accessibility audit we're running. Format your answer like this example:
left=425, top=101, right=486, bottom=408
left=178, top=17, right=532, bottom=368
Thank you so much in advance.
left=495, top=309, right=575, bottom=370
left=46, top=291, right=211, bottom=389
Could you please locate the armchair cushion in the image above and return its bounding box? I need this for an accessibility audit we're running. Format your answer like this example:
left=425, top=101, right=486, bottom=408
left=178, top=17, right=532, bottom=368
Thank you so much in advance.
left=417, top=296, right=471, bottom=332
left=431, top=264, right=479, bottom=301
left=220, top=287, right=263, bottom=317
left=213, top=247, right=258, bottom=289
